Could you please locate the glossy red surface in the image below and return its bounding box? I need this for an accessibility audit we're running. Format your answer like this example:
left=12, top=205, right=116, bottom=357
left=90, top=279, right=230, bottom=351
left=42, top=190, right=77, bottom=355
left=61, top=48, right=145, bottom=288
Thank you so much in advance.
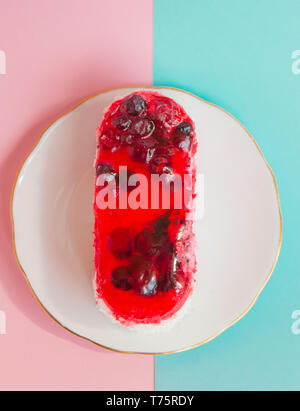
left=94, top=91, right=197, bottom=324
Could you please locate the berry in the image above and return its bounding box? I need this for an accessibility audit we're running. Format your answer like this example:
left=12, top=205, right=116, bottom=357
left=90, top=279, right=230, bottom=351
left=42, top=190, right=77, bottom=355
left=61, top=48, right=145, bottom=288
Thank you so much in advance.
left=130, top=118, right=155, bottom=138
left=120, top=133, right=134, bottom=145
left=129, top=143, right=155, bottom=163
left=173, top=122, right=194, bottom=152
left=109, top=227, right=133, bottom=259
left=99, top=128, right=121, bottom=151
left=151, top=97, right=180, bottom=129
left=156, top=253, right=178, bottom=292
left=155, top=145, right=175, bottom=158
left=121, top=94, right=147, bottom=116
left=174, top=121, right=194, bottom=137
left=152, top=232, right=174, bottom=256
left=135, top=229, right=160, bottom=257
left=158, top=272, right=177, bottom=292
left=111, top=266, right=132, bottom=290
left=131, top=255, right=158, bottom=297
left=153, top=214, right=171, bottom=233
left=149, top=156, right=172, bottom=175
left=112, top=114, right=132, bottom=131
left=96, top=161, right=115, bottom=176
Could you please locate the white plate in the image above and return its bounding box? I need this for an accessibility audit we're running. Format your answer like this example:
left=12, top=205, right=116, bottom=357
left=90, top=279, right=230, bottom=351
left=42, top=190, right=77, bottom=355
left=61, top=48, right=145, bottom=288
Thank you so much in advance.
left=11, top=87, right=282, bottom=354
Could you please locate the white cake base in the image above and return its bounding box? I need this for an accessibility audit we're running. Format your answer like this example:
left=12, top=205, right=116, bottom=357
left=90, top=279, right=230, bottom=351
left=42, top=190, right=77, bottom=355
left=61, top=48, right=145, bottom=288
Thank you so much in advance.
left=93, top=276, right=192, bottom=334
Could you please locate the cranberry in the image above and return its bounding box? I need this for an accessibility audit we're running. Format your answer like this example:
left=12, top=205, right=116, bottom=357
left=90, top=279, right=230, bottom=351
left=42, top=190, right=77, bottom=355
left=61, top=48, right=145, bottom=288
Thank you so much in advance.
left=135, top=229, right=160, bottom=257
left=121, top=94, right=147, bottom=116
left=96, top=161, right=115, bottom=176
left=173, top=122, right=194, bottom=152
left=129, top=143, right=155, bottom=164
left=153, top=214, right=171, bottom=233
left=156, top=253, right=178, bottom=292
left=173, top=135, right=190, bottom=152
left=131, top=255, right=158, bottom=296
left=174, top=121, right=194, bottom=137
left=99, top=128, right=121, bottom=151
left=158, top=272, right=177, bottom=292
left=130, top=118, right=155, bottom=138
left=154, top=232, right=174, bottom=255
left=156, top=253, right=176, bottom=273
left=149, top=156, right=172, bottom=175
left=120, top=133, right=134, bottom=145
left=155, top=145, right=175, bottom=158
left=151, top=97, right=180, bottom=129
left=109, top=227, right=133, bottom=259
left=112, top=114, right=132, bottom=131
left=111, top=266, right=132, bottom=290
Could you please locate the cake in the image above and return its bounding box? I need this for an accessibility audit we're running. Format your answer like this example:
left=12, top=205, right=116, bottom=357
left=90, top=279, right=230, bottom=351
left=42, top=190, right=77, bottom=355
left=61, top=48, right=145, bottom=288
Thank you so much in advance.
left=94, top=90, right=197, bottom=327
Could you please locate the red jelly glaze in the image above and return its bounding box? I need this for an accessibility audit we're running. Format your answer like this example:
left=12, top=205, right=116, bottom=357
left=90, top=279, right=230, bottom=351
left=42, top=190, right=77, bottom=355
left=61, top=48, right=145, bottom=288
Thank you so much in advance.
left=94, top=91, right=197, bottom=325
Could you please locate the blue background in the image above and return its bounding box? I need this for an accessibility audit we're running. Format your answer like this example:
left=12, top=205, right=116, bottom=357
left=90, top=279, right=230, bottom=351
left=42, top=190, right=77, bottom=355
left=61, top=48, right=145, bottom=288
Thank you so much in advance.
left=154, top=0, right=300, bottom=390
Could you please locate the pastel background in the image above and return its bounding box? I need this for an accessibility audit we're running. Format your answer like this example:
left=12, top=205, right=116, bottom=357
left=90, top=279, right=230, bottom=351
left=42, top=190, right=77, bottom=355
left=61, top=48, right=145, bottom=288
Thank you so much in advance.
left=154, top=0, right=300, bottom=390
left=1, top=0, right=300, bottom=391
left=0, top=0, right=154, bottom=390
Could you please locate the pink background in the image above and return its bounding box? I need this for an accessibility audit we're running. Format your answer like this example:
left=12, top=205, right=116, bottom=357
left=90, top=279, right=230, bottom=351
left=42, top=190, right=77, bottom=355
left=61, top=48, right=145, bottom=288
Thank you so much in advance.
left=0, top=0, right=154, bottom=390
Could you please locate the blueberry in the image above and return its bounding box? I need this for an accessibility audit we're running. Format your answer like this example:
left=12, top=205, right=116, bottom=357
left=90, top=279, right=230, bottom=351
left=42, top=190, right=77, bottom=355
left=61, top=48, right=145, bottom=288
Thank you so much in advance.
left=111, top=266, right=132, bottom=290
left=122, top=94, right=147, bottom=116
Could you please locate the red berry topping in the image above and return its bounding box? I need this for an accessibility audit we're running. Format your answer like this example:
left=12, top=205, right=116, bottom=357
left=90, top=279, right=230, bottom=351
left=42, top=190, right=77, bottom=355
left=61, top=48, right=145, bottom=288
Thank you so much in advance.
left=156, top=253, right=178, bottom=292
left=109, top=227, right=133, bottom=259
left=151, top=97, right=180, bottom=129
left=149, top=156, right=172, bottom=175
left=99, top=128, right=121, bottom=151
left=112, top=114, right=132, bottom=131
left=94, top=91, right=196, bottom=322
left=129, top=143, right=156, bottom=163
left=174, top=121, right=194, bottom=137
left=173, top=122, right=194, bottom=152
left=121, top=94, right=147, bottom=116
left=130, top=118, right=155, bottom=138
left=96, top=161, right=116, bottom=177
left=131, top=255, right=158, bottom=297
left=153, top=213, right=171, bottom=233
left=158, top=272, right=177, bottom=292
left=155, top=145, right=175, bottom=158
left=135, top=229, right=160, bottom=257
left=111, top=266, right=132, bottom=290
